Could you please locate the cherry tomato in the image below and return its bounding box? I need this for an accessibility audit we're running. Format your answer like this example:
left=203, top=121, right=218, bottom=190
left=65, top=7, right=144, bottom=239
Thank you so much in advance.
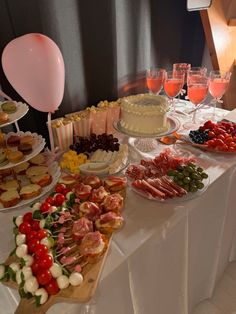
left=55, top=184, right=66, bottom=194
left=217, top=134, right=225, bottom=141
left=45, top=279, right=59, bottom=295
left=38, top=254, right=53, bottom=269
left=31, top=220, right=40, bottom=231
left=62, top=188, right=72, bottom=196
left=54, top=194, right=65, bottom=206
left=28, top=238, right=40, bottom=254
left=214, top=139, right=224, bottom=146
left=37, top=269, right=52, bottom=285
left=37, top=229, right=47, bottom=240
left=26, top=230, right=38, bottom=242
left=45, top=196, right=54, bottom=205
left=208, top=131, right=215, bottom=139
left=31, top=260, right=40, bottom=274
left=23, top=212, right=33, bottom=223
left=206, top=140, right=216, bottom=147
left=19, top=222, right=31, bottom=234
left=34, top=244, right=48, bottom=258
left=40, top=202, right=51, bottom=214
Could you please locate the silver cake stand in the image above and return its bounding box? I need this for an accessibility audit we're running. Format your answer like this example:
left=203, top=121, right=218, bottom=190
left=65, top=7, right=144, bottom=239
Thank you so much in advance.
left=113, top=115, right=181, bottom=153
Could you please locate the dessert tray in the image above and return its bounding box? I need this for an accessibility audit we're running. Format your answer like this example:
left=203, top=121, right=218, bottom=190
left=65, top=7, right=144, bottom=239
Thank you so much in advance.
left=0, top=101, right=29, bottom=128
left=0, top=131, right=46, bottom=170
left=113, top=115, right=181, bottom=138
left=126, top=148, right=210, bottom=202
left=0, top=161, right=61, bottom=212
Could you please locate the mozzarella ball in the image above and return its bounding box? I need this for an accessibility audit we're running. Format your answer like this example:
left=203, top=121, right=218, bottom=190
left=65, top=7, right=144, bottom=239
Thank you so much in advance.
left=56, top=275, right=69, bottom=289
left=66, top=191, right=74, bottom=200
left=24, top=276, right=39, bottom=294
left=40, top=237, right=53, bottom=249
left=22, top=254, right=34, bottom=267
left=0, top=265, right=5, bottom=279
left=49, top=263, right=62, bottom=278
left=69, top=272, right=83, bottom=286
left=16, top=270, right=23, bottom=285
left=16, top=234, right=26, bottom=246
left=22, top=266, right=33, bottom=280
left=50, top=206, right=57, bottom=213
left=16, top=244, right=28, bottom=258
left=32, top=202, right=41, bottom=210
left=15, top=215, right=23, bottom=227
left=39, top=219, right=46, bottom=229
left=9, top=262, right=20, bottom=273
left=35, top=288, right=48, bottom=305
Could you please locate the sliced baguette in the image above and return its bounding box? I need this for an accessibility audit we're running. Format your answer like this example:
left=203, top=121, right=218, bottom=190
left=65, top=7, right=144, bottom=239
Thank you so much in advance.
left=0, top=190, right=20, bottom=207
left=26, top=166, right=48, bottom=178
left=30, top=174, right=52, bottom=187
left=29, top=153, right=46, bottom=165
left=20, top=184, right=41, bottom=200
left=0, top=179, right=21, bottom=191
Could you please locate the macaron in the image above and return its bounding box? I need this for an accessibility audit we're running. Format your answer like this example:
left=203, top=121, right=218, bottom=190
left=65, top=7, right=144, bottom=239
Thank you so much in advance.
left=7, top=135, right=20, bottom=147
left=18, top=143, right=33, bottom=155
left=0, top=112, right=9, bottom=125
left=1, top=101, right=17, bottom=114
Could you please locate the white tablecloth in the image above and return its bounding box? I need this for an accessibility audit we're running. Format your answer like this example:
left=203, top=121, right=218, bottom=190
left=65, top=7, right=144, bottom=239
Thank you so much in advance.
left=1, top=104, right=236, bottom=314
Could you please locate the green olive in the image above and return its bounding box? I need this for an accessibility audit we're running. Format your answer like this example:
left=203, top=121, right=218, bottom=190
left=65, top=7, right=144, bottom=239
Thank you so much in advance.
left=190, top=185, right=198, bottom=193
left=183, top=185, right=190, bottom=192
left=197, top=167, right=204, bottom=172
left=196, top=182, right=204, bottom=189
left=183, top=177, right=191, bottom=184
left=201, top=172, right=208, bottom=179
left=177, top=172, right=185, bottom=179
left=183, top=170, right=190, bottom=177
left=167, top=170, right=175, bottom=176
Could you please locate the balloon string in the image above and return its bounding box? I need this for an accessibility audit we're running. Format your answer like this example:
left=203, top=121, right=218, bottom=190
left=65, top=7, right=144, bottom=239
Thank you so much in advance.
left=48, top=112, right=55, bottom=154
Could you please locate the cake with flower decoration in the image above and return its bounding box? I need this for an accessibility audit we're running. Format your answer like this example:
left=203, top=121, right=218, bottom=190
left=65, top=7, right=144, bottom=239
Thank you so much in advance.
left=120, top=94, right=169, bottom=134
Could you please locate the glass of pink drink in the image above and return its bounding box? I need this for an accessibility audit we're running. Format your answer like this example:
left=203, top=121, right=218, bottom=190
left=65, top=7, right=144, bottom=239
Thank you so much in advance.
left=163, top=70, right=184, bottom=112
left=208, top=70, right=231, bottom=121
left=183, top=73, right=208, bottom=129
left=146, top=68, right=166, bottom=94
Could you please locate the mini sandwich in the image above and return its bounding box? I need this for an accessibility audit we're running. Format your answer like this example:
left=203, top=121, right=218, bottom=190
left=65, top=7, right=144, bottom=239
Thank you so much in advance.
left=0, top=190, right=20, bottom=207
left=19, top=184, right=41, bottom=199
left=13, top=162, right=30, bottom=175
left=30, top=173, right=52, bottom=187
left=26, top=166, right=48, bottom=178
left=29, top=153, right=46, bottom=165
left=0, top=179, right=21, bottom=191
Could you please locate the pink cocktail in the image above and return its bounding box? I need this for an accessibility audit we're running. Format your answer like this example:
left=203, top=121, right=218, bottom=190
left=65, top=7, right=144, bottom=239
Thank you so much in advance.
left=188, top=84, right=208, bottom=105
left=146, top=68, right=166, bottom=95
left=209, top=78, right=230, bottom=100
left=164, top=71, right=184, bottom=112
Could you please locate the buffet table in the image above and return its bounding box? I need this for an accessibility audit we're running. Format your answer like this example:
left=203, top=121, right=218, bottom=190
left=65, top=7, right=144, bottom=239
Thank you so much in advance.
left=1, top=104, right=236, bottom=314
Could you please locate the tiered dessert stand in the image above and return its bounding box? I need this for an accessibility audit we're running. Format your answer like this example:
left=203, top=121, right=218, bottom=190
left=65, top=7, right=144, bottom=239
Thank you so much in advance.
left=0, top=100, right=61, bottom=211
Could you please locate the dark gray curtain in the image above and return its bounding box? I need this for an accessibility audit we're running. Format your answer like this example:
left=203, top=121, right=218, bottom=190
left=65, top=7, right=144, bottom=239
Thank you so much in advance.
left=0, top=0, right=205, bottom=145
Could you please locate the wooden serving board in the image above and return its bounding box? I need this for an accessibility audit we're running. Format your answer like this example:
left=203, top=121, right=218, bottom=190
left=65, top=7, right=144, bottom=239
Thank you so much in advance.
left=3, top=237, right=111, bottom=314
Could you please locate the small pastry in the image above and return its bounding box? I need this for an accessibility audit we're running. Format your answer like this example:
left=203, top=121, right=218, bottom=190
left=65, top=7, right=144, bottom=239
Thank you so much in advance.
left=72, top=217, right=94, bottom=242
left=8, top=151, right=24, bottom=163
left=19, top=184, right=41, bottom=199
left=0, top=152, right=7, bottom=166
left=0, top=168, right=12, bottom=177
left=95, top=212, right=124, bottom=234
left=30, top=174, right=52, bottom=187
left=20, top=135, right=34, bottom=146
left=103, top=176, right=127, bottom=193
left=79, top=201, right=101, bottom=221
left=0, top=112, right=9, bottom=124
left=74, top=183, right=92, bottom=200
left=82, top=175, right=102, bottom=189
left=0, top=131, right=6, bottom=148
left=29, top=153, right=46, bottom=165
left=1, top=101, right=17, bottom=113
left=79, top=231, right=108, bottom=263
left=0, top=190, right=20, bottom=207
left=7, top=135, right=20, bottom=147
left=18, top=143, right=33, bottom=155
left=0, top=179, right=21, bottom=191
left=58, top=175, right=76, bottom=187
left=101, top=193, right=124, bottom=213
left=26, top=166, right=48, bottom=178
left=90, top=186, right=109, bottom=203
left=13, top=162, right=30, bottom=175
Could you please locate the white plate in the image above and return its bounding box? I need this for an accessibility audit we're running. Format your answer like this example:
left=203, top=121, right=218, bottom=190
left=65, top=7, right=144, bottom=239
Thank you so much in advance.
left=0, top=131, right=46, bottom=170
left=131, top=176, right=209, bottom=203
left=0, top=161, right=61, bottom=211
left=0, top=101, right=29, bottom=128
left=113, top=115, right=181, bottom=138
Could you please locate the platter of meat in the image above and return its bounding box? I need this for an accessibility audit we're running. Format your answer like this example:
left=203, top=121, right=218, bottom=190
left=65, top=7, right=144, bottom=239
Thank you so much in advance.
left=126, top=148, right=209, bottom=202
left=189, top=120, right=236, bottom=153
left=0, top=174, right=126, bottom=313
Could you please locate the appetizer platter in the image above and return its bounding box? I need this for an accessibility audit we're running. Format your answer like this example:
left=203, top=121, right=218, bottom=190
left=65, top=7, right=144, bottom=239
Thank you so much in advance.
left=60, top=133, right=129, bottom=176
left=0, top=174, right=127, bottom=312
left=0, top=161, right=61, bottom=211
left=126, top=148, right=209, bottom=202
left=0, top=101, right=29, bottom=128
left=188, top=120, right=236, bottom=153
left=0, top=131, right=46, bottom=170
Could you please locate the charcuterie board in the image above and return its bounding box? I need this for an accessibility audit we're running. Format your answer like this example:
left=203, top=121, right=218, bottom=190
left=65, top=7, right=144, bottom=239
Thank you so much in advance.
left=3, top=239, right=110, bottom=314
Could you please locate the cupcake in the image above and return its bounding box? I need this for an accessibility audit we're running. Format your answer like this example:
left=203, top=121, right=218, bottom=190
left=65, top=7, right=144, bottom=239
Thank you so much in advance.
left=101, top=193, right=124, bottom=213
left=0, top=112, right=9, bottom=125
left=7, top=135, right=20, bottom=147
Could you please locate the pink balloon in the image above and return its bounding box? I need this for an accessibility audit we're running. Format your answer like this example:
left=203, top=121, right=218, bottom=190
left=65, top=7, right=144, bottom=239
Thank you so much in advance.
left=2, top=33, right=65, bottom=112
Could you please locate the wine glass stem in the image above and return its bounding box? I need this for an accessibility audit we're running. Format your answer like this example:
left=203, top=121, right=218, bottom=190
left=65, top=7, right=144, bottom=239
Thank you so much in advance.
left=213, top=99, right=217, bottom=121
left=192, top=109, right=197, bottom=124
left=171, top=98, right=176, bottom=112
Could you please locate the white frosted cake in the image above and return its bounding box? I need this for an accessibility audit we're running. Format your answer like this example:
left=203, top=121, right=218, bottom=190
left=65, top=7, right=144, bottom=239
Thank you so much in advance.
left=120, top=94, right=169, bottom=134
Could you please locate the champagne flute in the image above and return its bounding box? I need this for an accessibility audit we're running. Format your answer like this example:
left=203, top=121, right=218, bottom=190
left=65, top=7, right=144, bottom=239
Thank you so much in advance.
left=173, top=63, right=191, bottom=107
left=208, top=70, right=231, bottom=121
left=183, top=72, right=208, bottom=129
left=163, top=70, right=184, bottom=113
left=146, top=68, right=166, bottom=95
